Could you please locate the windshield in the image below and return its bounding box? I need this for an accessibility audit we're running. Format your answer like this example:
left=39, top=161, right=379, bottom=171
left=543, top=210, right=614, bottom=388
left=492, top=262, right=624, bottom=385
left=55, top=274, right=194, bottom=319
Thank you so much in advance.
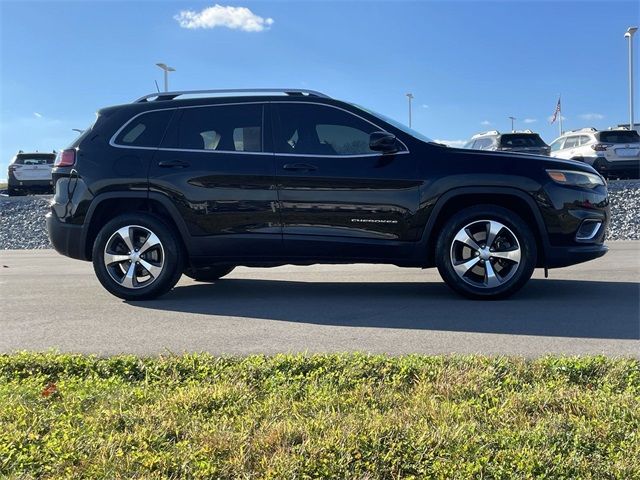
left=350, top=104, right=433, bottom=143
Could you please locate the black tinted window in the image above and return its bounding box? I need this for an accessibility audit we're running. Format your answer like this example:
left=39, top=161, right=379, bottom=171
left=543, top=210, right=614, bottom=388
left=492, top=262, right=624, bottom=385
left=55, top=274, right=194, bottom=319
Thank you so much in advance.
left=14, top=154, right=55, bottom=165
left=115, top=109, right=174, bottom=147
left=275, top=103, right=380, bottom=155
left=168, top=104, right=263, bottom=152
left=499, top=134, right=546, bottom=147
left=598, top=131, right=640, bottom=144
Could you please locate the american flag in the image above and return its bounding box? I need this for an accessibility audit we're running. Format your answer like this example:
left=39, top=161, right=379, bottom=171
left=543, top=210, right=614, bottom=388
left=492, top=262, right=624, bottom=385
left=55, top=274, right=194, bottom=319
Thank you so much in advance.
left=550, top=97, right=561, bottom=124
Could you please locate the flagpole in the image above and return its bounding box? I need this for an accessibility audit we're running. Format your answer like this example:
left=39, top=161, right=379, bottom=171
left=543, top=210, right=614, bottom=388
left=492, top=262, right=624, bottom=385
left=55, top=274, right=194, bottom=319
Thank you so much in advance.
left=558, top=95, right=563, bottom=136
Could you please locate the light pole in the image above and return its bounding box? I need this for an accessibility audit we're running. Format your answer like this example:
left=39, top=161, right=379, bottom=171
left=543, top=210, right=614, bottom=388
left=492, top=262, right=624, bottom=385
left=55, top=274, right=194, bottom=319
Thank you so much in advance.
left=624, top=26, right=638, bottom=131
left=406, top=93, right=414, bottom=127
left=156, top=63, right=176, bottom=92
left=508, top=116, right=516, bottom=131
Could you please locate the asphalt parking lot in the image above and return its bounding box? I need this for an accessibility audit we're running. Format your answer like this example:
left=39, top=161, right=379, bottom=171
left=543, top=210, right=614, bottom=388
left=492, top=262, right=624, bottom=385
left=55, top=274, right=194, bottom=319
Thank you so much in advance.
left=0, top=243, right=638, bottom=357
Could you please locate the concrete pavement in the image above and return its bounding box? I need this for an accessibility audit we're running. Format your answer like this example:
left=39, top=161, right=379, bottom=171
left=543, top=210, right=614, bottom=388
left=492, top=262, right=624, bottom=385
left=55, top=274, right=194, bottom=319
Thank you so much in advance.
left=1, top=243, right=638, bottom=357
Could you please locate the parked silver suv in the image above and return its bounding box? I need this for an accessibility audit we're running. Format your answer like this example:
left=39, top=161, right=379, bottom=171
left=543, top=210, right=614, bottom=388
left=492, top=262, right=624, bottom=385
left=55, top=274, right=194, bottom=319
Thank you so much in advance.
left=464, top=130, right=550, bottom=156
left=549, top=127, right=640, bottom=178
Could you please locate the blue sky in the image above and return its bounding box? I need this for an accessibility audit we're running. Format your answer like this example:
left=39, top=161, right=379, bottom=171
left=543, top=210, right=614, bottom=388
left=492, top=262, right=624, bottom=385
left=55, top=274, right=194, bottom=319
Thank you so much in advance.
left=0, top=0, right=638, bottom=178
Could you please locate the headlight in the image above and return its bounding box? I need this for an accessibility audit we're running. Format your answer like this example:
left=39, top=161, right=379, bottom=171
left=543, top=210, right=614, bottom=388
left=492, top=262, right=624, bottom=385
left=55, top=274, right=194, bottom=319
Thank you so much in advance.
left=546, top=169, right=605, bottom=188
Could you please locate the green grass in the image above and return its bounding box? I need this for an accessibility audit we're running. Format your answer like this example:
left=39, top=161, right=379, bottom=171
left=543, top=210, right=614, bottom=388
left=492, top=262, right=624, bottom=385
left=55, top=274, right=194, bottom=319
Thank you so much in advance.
left=1, top=353, right=639, bottom=479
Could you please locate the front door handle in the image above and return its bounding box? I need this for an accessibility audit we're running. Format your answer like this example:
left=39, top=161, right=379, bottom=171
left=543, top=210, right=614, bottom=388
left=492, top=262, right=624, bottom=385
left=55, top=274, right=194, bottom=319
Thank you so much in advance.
left=282, top=163, right=318, bottom=172
left=158, top=159, right=190, bottom=168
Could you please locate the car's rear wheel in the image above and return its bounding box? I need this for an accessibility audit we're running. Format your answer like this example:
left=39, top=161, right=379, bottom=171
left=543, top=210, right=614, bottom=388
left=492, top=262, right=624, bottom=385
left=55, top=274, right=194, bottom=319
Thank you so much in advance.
left=184, top=266, right=235, bottom=282
left=435, top=205, right=537, bottom=300
left=92, top=213, right=184, bottom=300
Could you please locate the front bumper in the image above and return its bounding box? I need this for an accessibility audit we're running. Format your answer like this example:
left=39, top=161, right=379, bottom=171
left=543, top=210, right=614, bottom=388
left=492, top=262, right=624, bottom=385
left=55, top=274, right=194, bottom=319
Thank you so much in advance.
left=46, top=212, right=89, bottom=261
left=544, top=243, right=608, bottom=268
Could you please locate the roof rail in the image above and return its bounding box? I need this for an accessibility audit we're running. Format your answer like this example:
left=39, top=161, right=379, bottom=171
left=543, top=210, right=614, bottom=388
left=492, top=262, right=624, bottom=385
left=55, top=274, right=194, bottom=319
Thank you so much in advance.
left=134, top=88, right=331, bottom=103
left=473, top=130, right=499, bottom=138
left=566, top=127, right=597, bottom=134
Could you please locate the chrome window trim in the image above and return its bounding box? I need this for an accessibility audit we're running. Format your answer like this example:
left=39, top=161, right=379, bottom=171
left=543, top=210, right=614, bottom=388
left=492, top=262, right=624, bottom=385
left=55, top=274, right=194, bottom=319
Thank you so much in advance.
left=109, top=100, right=410, bottom=157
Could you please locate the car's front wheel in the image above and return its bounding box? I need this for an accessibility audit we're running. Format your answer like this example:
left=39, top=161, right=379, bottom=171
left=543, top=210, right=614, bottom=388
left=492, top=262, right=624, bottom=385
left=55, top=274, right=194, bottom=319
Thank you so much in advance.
left=435, top=205, right=537, bottom=300
left=92, top=213, right=184, bottom=300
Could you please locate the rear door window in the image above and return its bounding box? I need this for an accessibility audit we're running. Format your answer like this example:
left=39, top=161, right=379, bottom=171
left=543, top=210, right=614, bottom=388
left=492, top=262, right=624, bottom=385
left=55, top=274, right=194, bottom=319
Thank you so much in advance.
left=578, top=135, right=592, bottom=146
left=165, top=103, right=263, bottom=152
left=114, top=109, right=175, bottom=147
left=563, top=136, right=579, bottom=149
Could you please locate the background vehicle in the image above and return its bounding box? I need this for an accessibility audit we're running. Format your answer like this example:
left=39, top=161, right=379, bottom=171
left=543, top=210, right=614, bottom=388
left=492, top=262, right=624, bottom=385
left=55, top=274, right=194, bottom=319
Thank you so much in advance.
left=549, top=127, right=640, bottom=178
left=7, top=151, right=56, bottom=195
left=463, top=130, right=550, bottom=156
left=47, top=89, right=609, bottom=301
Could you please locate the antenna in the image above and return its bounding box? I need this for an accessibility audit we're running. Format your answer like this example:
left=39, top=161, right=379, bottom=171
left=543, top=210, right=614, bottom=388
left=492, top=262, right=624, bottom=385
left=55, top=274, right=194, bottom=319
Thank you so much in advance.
left=154, top=80, right=160, bottom=93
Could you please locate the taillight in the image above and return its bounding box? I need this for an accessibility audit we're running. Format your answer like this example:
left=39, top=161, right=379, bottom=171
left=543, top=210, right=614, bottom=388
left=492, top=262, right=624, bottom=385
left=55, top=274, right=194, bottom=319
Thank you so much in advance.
left=8, top=165, right=18, bottom=172
left=591, top=143, right=609, bottom=152
left=55, top=148, right=76, bottom=167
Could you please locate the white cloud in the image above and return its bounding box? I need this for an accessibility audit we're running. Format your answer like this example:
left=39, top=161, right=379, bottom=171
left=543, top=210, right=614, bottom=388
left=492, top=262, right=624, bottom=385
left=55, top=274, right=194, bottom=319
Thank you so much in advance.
left=421, top=104, right=429, bottom=109
left=523, top=118, right=537, bottom=124
left=174, top=4, right=274, bottom=32
left=579, top=113, right=604, bottom=121
left=434, top=139, right=467, bottom=148
left=480, top=120, right=491, bottom=126
left=33, top=112, right=42, bottom=118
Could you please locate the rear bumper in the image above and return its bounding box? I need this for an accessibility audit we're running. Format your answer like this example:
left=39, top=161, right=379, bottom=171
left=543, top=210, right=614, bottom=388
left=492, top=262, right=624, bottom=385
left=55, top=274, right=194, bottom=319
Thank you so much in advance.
left=46, top=212, right=89, bottom=261
left=592, top=158, right=639, bottom=177
left=545, top=243, right=608, bottom=268
left=8, top=178, right=54, bottom=188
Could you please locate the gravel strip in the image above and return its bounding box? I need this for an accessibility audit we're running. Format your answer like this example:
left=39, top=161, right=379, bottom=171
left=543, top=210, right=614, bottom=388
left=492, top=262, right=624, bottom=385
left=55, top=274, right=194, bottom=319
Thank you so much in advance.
left=606, top=180, right=640, bottom=241
left=1, top=180, right=638, bottom=250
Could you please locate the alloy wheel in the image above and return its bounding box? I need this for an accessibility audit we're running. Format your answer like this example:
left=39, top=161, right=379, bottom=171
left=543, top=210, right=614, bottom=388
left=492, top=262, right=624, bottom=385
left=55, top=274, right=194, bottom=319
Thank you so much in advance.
left=103, top=225, right=165, bottom=289
left=449, top=219, right=522, bottom=289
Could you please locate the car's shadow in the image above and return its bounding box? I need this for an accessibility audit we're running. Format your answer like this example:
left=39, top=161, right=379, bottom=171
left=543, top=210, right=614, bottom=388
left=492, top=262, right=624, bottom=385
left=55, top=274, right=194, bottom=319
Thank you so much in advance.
left=131, top=278, right=640, bottom=340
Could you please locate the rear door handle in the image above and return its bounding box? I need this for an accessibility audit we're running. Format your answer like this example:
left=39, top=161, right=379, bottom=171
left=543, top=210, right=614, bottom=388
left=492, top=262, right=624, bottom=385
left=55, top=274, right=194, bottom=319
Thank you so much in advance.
left=158, top=159, right=190, bottom=168
left=282, top=163, right=318, bottom=172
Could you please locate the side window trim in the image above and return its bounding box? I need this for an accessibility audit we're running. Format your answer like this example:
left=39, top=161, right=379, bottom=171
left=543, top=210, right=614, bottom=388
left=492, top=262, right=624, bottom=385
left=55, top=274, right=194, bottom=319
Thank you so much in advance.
left=110, top=102, right=273, bottom=155
left=272, top=101, right=410, bottom=157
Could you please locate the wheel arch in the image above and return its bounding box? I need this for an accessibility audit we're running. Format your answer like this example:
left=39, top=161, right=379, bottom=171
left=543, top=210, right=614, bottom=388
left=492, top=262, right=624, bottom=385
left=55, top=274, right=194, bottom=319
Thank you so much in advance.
left=421, top=187, right=549, bottom=268
left=82, top=192, right=191, bottom=261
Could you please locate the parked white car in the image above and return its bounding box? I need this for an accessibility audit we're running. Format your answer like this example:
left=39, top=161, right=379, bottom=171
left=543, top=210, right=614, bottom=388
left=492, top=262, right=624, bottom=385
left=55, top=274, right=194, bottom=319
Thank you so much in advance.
left=7, top=151, right=56, bottom=195
left=549, top=128, right=640, bottom=178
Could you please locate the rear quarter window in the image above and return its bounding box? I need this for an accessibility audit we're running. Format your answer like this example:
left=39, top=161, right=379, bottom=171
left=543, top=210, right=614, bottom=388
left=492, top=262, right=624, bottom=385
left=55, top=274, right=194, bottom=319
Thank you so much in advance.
left=114, top=109, right=175, bottom=147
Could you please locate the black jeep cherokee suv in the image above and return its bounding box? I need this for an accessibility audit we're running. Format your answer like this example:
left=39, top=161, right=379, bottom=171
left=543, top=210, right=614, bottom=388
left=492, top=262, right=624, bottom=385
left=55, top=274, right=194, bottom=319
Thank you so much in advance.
left=47, top=88, right=609, bottom=300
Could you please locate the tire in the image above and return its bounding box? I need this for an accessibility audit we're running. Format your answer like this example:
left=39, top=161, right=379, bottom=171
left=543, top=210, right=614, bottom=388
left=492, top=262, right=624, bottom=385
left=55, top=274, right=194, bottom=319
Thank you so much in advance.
left=92, top=213, right=184, bottom=300
left=184, top=266, right=235, bottom=282
left=435, top=205, right=537, bottom=300
left=7, top=186, right=19, bottom=196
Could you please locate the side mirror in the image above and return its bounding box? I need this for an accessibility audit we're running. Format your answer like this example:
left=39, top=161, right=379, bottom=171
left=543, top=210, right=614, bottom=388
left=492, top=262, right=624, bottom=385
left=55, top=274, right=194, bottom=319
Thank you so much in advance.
left=369, top=131, right=398, bottom=153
